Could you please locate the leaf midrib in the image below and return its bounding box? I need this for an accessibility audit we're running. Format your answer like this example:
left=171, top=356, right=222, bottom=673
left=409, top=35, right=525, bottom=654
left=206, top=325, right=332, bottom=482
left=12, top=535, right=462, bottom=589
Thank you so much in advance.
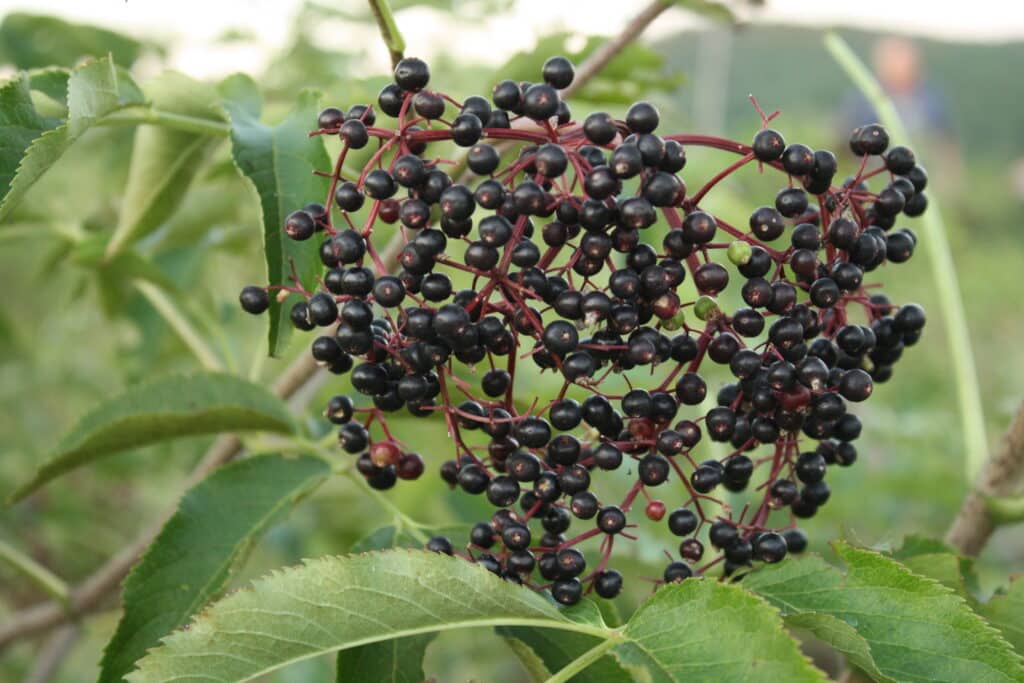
left=152, top=618, right=616, bottom=683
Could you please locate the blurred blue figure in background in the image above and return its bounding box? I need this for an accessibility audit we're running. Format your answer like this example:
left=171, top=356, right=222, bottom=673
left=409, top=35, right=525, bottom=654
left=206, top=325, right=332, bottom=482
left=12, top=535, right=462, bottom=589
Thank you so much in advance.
left=850, top=37, right=951, bottom=135
left=842, top=36, right=961, bottom=194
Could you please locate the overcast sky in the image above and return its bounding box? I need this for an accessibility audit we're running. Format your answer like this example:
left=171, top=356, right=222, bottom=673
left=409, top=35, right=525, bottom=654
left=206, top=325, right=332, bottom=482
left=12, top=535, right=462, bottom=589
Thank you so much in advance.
left=2, top=0, right=1022, bottom=78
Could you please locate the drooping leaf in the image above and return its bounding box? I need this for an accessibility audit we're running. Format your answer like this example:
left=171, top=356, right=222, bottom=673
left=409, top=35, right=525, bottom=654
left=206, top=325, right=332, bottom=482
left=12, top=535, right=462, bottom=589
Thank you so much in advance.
left=99, top=454, right=331, bottom=683
left=745, top=542, right=1024, bottom=683
left=0, top=13, right=149, bottom=69
left=127, top=549, right=600, bottom=682
left=783, top=613, right=893, bottom=683
left=0, top=74, right=56, bottom=208
left=8, top=372, right=294, bottom=503
left=27, top=67, right=70, bottom=105
left=501, top=625, right=630, bottom=683
left=612, top=579, right=826, bottom=683
left=892, top=534, right=982, bottom=600
left=106, top=72, right=225, bottom=258
left=129, top=550, right=823, bottom=683
left=978, top=578, right=1024, bottom=655
left=0, top=56, right=146, bottom=221
left=219, top=75, right=330, bottom=356
left=335, top=634, right=435, bottom=683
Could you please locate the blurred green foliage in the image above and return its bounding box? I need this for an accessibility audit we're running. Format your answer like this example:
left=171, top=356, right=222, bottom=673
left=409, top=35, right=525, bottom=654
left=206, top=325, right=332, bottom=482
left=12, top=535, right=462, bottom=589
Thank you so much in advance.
left=0, top=3, right=1022, bottom=681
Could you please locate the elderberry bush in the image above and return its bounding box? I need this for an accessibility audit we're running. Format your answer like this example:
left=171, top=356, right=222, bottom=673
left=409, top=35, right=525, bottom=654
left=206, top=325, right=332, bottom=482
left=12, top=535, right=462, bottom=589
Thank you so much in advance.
left=239, top=56, right=928, bottom=605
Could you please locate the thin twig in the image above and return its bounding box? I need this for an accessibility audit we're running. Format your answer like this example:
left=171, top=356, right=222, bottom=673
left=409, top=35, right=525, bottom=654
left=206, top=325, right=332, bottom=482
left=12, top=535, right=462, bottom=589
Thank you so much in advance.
left=946, top=402, right=1024, bottom=556
left=24, top=625, right=80, bottom=683
left=0, top=236, right=407, bottom=650
left=367, top=0, right=406, bottom=70
left=563, top=0, right=673, bottom=99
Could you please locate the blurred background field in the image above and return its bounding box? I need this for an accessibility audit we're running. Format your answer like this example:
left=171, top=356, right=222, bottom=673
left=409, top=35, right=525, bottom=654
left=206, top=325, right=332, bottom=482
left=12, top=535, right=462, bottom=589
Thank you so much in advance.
left=1, top=1, right=1023, bottom=680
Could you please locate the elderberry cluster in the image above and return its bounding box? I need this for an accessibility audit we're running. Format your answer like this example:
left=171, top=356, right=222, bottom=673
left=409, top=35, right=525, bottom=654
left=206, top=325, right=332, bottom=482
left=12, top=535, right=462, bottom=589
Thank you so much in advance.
left=238, top=55, right=928, bottom=605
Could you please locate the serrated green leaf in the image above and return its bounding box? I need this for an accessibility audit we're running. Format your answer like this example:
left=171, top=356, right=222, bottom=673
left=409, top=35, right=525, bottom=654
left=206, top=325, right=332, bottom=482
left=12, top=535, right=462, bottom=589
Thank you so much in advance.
left=612, top=579, right=826, bottom=683
left=219, top=75, right=330, bottom=356
left=979, top=578, right=1024, bottom=654
left=893, top=535, right=982, bottom=598
left=128, top=548, right=828, bottom=683
left=106, top=73, right=225, bottom=258
left=746, top=542, right=1024, bottom=683
left=0, top=73, right=56, bottom=206
left=99, top=454, right=330, bottom=683
left=336, top=634, right=434, bottom=683
left=8, top=372, right=294, bottom=503
left=0, top=12, right=147, bottom=69
left=127, top=550, right=602, bottom=682
left=898, top=552, right=978, bottom=604
left=500, top=625, right=630, bottom=683
left=503, top=635, right=553, bottom=682
left=0, top=56, right=145, bottom=221
left=27, top=67, right=70, bottom=106
left=339, top=526, right=437, bottom=683
left=784, top=613, right=893, bottom=683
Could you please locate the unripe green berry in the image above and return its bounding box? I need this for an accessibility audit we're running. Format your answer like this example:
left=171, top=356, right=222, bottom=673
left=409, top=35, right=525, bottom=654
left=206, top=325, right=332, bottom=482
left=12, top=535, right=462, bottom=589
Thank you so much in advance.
left=727, top=240, right=753, bottom=266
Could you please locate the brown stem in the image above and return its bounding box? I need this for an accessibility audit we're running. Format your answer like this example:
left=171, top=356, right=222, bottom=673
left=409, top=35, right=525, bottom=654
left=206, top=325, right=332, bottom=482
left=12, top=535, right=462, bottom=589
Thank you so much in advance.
left=562, top=0, right=673, bottom=98
left=945, top=401, right=1024, bottom=556
left=367, top=0, right=405, bottom=70
left=24, top=624, right=79, bottom=683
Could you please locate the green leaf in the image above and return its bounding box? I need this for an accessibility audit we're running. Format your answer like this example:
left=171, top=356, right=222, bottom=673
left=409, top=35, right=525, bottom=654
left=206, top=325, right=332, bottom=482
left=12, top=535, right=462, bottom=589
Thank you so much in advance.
left=0, top=13, right=148, bottom=69
left=127, top=549, right=603, bottom=682
left=501, top=625, right=630, bottom=683
left=27, top=67, right=70, bottom=105
left=130, top=548, right=823, bottom=683
left=746, top=542, right=1024, bottom=683
left=978, top=579, right=1024, bottom=654
left=784, top=613, right=893, bottom=683
left=336, top=634, right=434, bottom=683
left=8, top=372, right=294, bottom=503
left=0, top=56, right=146, bottom=221
left=0, top=73, right=57, bottom=208
left=339, top=526, right=436, bottom=682
left=611, top=579, right=825, bottom=683
left=99, top=454, right=330, bottom=683
left=892, top=535, right=982, bottom=599
left=219, top=75, right=330, bottom=356
left=106, top=73, right=225, bottom=258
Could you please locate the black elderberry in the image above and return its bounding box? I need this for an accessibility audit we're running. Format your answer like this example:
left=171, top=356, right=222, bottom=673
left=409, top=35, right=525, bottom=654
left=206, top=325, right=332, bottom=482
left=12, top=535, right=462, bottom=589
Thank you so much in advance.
left=663, top=561, right=693, bottom=583
left=426, top=536, right=453, bottom=555
left=394, top=57, right=430, bottom=90
left=752, top=129, right=785, bottom=161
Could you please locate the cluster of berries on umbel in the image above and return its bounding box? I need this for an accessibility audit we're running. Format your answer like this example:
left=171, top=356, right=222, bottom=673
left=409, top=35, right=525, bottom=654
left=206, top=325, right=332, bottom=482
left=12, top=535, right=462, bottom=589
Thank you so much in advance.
left=238, top=55, right=928, bottom=605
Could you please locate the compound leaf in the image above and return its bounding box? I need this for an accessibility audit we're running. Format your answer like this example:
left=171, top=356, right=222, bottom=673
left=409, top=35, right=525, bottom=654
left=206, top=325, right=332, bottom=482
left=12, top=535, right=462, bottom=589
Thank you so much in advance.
left=219, top=75, right=330, bottom=356
left=745, top=542, right=1024, bottom=683
left=0, top=56, right=145, bottom=221
left=107, top=72, right=225, bottom=257
left=9, top=372, right=294, bottom=503
left=978, top=578, right=1024, bottom=655
left=128, top=549, right=596, bottom=682
left=612, top=579, right=826, bottom=683
left=99, top=453, right=330, bottom=682
left=129, top=548, right=824, bottom=683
